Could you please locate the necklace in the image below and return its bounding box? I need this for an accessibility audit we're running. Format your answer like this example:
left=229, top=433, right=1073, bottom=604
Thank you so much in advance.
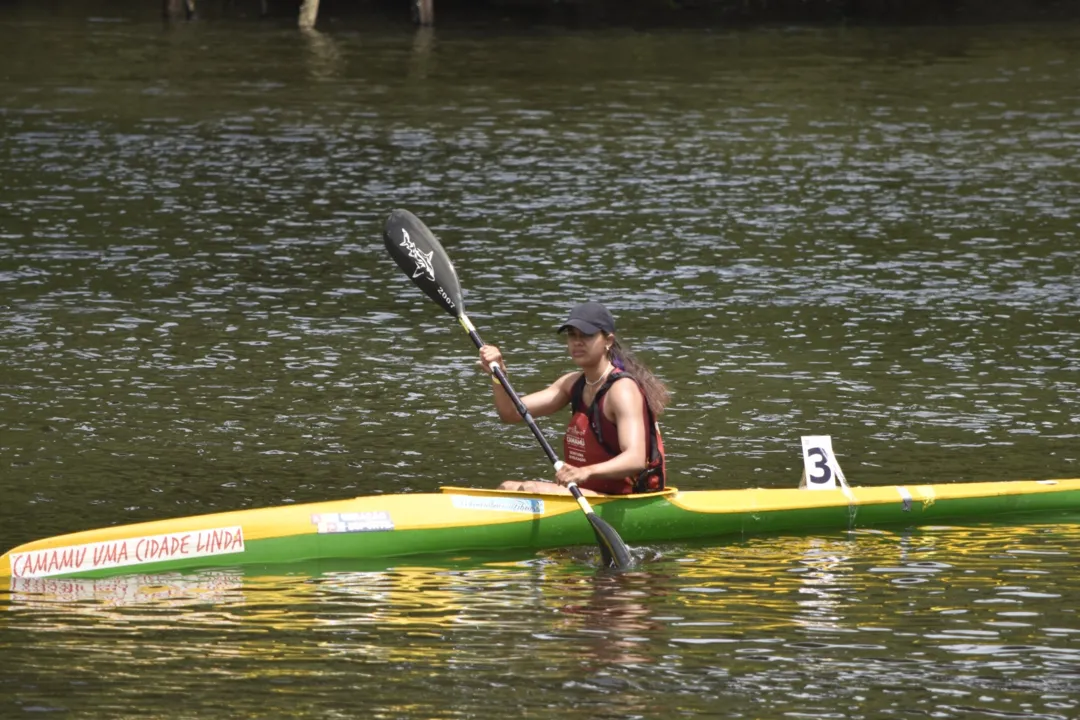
left=584, top=363, right=613, bottom=388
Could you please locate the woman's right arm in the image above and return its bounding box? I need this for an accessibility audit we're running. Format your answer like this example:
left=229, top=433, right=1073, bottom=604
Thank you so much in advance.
left=479, top=346, right=575, bottom=423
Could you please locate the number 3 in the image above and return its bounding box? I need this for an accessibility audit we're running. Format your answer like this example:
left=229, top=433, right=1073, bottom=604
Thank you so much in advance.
left=807, top=447, right=832, bottom=485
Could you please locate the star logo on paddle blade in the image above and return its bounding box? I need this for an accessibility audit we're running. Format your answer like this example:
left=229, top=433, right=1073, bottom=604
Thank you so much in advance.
left=399, top=230, right=435, bottom=282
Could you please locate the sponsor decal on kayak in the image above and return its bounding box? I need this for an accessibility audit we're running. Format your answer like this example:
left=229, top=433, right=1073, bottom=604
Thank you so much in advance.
left=311, top=511, right=394, bottom=534
left=451, top=496, right=545, bottom=514
left=9, top=526, right=245, bottom=579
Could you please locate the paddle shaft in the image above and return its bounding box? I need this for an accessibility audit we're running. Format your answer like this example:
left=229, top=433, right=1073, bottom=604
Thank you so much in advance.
left=462, top=323, right=562, bottom=469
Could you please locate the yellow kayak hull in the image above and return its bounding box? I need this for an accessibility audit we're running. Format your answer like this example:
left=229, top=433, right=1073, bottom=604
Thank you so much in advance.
left=3, top=478, right=1079, bottom=580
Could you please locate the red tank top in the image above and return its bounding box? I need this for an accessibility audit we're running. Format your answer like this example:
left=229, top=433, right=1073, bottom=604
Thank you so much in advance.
left=563, top=371, right=666, bottom=495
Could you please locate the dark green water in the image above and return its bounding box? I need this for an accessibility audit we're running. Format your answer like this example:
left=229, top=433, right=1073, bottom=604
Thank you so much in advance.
left=1, top=7, right=1078, bottom=718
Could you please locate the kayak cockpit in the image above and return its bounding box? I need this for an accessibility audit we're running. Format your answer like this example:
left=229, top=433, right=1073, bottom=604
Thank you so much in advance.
left=439, top=485, right=679, bottom=500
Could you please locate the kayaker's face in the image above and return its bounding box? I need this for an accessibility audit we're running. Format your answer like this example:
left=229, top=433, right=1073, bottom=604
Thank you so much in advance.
left=564, top=328, right=611, bottom=366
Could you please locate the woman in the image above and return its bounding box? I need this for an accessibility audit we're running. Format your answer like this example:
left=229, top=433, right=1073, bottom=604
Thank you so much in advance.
left=478, top=301, right=668, bottom=495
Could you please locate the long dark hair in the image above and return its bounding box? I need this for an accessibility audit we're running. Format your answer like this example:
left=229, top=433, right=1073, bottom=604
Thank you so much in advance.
left=608, top=336, right=670, bottom=417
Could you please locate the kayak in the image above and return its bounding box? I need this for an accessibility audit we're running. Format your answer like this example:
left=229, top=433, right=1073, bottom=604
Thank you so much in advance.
left=4, top=477, right=1080, bottom=581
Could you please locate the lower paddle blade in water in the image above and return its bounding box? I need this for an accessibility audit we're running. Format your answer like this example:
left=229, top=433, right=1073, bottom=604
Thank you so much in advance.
left=588, top=514, right=634, bottom=569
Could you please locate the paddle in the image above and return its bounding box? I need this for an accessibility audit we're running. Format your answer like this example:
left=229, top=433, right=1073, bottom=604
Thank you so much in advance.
left=382, top=208, right=633, bottom=570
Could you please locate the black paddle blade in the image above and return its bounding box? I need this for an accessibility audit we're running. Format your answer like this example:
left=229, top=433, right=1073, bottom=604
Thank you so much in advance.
left=383, top=209, right=465, bottom=318
left=587, top=513, right=634, bottom=570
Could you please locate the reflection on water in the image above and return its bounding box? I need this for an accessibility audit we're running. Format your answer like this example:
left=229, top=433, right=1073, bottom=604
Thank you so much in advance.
left=3, top=521, right=1078, bottom=717
left=9, top=570, right=245, bottom=608
left=301, top=27, right=344, bottom=82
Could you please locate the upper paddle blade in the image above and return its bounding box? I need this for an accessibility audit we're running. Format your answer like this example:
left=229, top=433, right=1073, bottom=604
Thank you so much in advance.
left=586, top=513, right=634, bottom=570
left=383, top=209, right=465, bottom=318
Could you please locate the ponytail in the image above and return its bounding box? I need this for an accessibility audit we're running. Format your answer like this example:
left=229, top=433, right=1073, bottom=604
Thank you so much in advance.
left=608, top=337, right=669, bottom=416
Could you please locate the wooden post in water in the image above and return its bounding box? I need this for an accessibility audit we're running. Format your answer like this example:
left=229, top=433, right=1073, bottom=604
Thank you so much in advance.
left=163, top=0, right=195, bottom=20
left=412, top=0, right=434, bottom=26
left=299, top=0, right=320, bottom=29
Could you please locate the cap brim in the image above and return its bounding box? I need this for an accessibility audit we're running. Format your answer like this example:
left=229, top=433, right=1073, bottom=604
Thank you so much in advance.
left=558, top=319, right=603, bottom=335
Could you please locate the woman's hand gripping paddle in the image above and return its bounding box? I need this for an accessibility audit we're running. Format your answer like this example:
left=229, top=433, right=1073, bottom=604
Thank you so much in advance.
left=382, top=208, right=633, bottom=570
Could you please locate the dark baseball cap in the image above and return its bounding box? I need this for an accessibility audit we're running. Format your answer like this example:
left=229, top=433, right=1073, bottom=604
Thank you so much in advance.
left=558, top=302, right=615, bottom=335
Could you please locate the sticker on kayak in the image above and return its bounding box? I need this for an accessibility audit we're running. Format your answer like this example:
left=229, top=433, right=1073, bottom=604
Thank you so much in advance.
left=311, top=511, right=394, bottom=534
left=9, top=526, right=245, bottom=579
left=451, top=496, right=545, bottom=514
